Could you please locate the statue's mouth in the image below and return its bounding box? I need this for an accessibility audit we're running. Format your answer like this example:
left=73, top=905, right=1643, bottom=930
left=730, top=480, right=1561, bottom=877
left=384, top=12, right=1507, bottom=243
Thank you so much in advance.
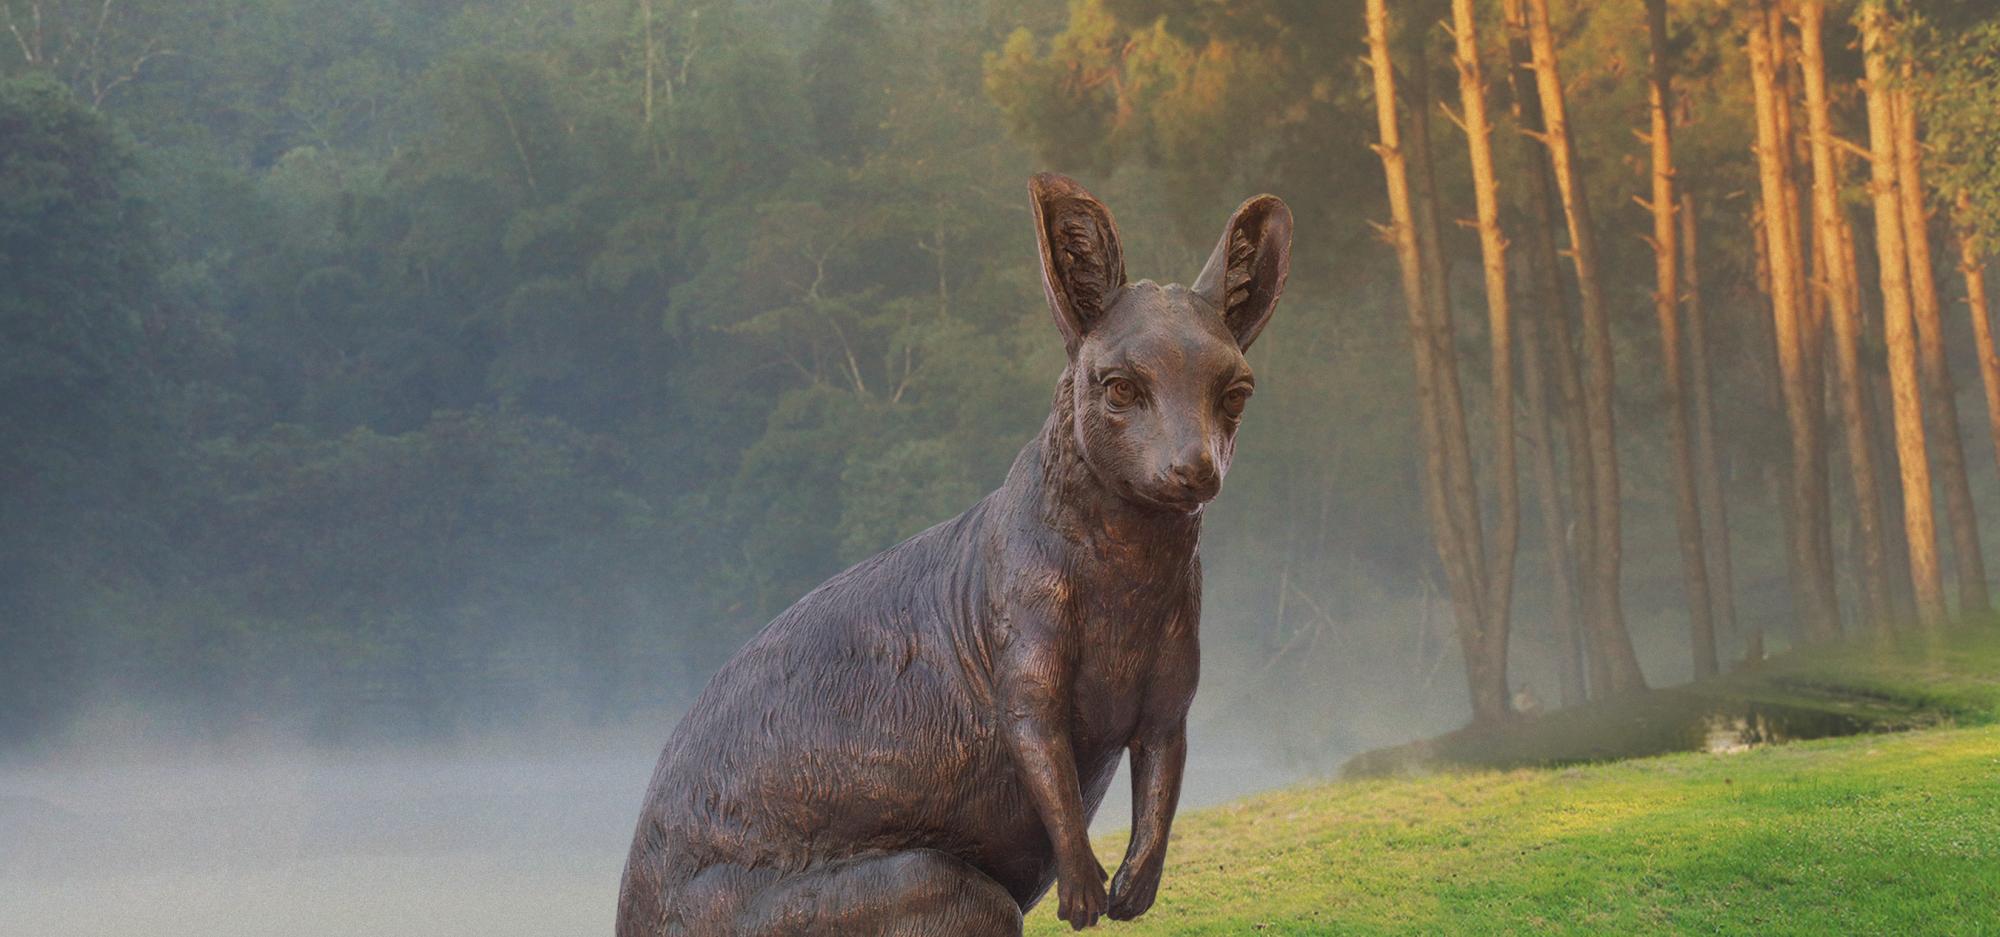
left=1129, top=484, right=1212, bottom=515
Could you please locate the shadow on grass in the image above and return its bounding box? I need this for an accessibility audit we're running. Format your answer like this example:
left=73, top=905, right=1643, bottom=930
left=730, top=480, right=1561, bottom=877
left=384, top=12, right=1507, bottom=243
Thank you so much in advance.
left=1343, top=623, right=2000, bottom=777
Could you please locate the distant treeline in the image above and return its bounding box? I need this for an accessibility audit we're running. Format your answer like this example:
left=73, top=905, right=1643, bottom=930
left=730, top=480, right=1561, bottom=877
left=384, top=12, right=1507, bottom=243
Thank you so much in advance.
left=6, top=0, right=2000, bottom=749
left=2, top=0, right=1077, bottom=743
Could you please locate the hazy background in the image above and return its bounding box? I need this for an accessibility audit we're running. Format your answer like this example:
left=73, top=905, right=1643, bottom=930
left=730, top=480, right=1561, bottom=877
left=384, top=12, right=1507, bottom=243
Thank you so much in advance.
left=1, top=723, right=1294, bottom=936
left=9, top=0, right=2000, bottom=933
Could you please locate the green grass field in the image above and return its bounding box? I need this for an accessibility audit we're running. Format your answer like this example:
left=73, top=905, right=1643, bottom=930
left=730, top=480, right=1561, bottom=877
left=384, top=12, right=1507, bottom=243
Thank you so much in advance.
left=1029, top=627, right=2000, bottom=935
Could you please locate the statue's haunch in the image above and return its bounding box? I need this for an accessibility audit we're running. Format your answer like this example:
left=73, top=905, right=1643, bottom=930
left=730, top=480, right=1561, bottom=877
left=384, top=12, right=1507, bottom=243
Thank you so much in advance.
left=617, top=173, right=1292, bottom=936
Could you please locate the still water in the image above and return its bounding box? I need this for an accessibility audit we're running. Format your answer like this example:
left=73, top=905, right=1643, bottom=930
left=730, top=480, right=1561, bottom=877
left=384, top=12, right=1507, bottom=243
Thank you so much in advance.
left=4, top=742, right=650, bottom=936
left=3, top=729, right=1295, bottom=936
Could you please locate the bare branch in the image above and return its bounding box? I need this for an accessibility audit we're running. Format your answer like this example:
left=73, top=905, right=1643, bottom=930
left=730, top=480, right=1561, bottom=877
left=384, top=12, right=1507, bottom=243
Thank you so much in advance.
left=1436, top=100, right=1469, bottom=134
left=93, top=43, right=177, bottom=109
left=4, top=2, right=37, bottom=65
left=1834, top=134, right=1874, bottom=163
left=89, top=0, right=116, bottom=71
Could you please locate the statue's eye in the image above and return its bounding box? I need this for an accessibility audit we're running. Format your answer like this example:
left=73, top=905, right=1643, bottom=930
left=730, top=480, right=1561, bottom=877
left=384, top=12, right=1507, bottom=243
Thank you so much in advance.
left=1104, top=377, right=1140, bottom=410
left=1222, top=386, right=1252, bottom=419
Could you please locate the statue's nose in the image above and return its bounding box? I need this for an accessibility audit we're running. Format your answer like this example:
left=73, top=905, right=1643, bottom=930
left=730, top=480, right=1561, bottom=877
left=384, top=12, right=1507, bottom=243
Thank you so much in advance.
left=1167, top=451, right=1220, bottom=500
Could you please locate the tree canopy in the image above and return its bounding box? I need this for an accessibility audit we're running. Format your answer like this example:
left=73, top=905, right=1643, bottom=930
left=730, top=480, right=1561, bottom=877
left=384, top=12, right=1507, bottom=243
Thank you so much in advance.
left=7, top=0, right=2000, bottom=750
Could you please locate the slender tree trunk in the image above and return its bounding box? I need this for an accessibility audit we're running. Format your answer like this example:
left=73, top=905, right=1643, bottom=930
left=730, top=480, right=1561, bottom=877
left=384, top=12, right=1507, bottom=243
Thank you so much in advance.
left=1410, top=38, right=1494, bottom=621
left=1806, top=85, right=1861, bottom=626
left=1744, top=188, right=1794, bottom=642
left=1680, top=192, right=1741, bottom=660
left=1642, top=0, right=1717, bottom=678
left=1502, top=0, right=1592, bottom=699
left=1539, top=236, right=1597, bottom=686
left=640, top=0, right=665, bottom=169
left=1851, top=204, right=1923, bottom=621
left=1520, top=278, right=1586, bottom=706
left=1365, top=0, right=1499, bottom=723
left=1749, top=0, right=1843, bottom=641
left=1802, top=0, right=1895, bottom=630
left=1449, top=0, right=1519, bottom=722
left=1861, top=0, right=1946, bottom=628
left=641, top=0, right=657, bottom=126
left=1747, top=38, right=1808, bottom=652
left=1365, top=0, right=1455, bottom=599
left=1782, top=5, right=1846, bottom=639
left=491, top=77, right=541, bottom=198
left=1894, top=84, right=1990, bottom=615
left=1790, top=3, right=1845, bottom=635
left=1526, top=0, right=1646, bottom=693
left=1958, top=198, right=2000, bottom=491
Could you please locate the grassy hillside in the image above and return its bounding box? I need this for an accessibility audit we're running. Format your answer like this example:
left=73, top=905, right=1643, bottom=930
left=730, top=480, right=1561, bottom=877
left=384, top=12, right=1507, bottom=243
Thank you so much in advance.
left=1029, top=627, right=2000, bottom=935
left=1345, top=626, right=2000, bottom=776
left=1752, top=625, right=2000, bottom=724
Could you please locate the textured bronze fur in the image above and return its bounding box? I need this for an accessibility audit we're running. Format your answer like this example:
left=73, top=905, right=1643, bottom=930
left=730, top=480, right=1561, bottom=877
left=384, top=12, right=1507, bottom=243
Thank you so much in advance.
left=616, top=174, right=1292, bottom=935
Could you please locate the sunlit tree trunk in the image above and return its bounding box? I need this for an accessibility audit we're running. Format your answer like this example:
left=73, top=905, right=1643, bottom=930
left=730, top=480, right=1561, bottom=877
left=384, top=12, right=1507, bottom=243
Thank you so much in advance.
left=1958, top=197, right=2000, bottom=490
left=1894, top=82, right=1989, bottom=615
left=1784, top=2, right=1843, bottom=636
left=1680, top=192, right=1740, bottom=660
left=1413, top=26, right=1506, bottom=718
left=1752, top=199, right=1796, bottom=657
left=1801, top=0, right=1894, bottom=629
left=1749, top=0, right=1842, bottom=641
left=1365, top=0, right=1500, bottom=723
left=1861, top=0, right=1946, bottom=628
left=1643, top=0, right=1717, bottom=678
left=1409, top=40, right=1494, bottom=635
left=1526, top=0, right=1646, bottom=693
left=1784, top=6, right=1846, bottom=639
left=1448, top=0, right=1519, bottom=723
left=1502, top=0, right=1589, bottom=701
left=1849, top=205, right=1922, bottom=621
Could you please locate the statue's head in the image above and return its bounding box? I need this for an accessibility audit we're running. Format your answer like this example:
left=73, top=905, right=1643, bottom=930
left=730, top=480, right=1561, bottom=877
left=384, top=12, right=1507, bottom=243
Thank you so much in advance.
left=1028, top=173, right=1292, bottom=515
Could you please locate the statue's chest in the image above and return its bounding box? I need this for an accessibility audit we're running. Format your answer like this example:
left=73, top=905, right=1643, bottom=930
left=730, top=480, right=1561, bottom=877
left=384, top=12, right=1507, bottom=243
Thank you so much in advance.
left=1065, top=577, right=1186, bottom=746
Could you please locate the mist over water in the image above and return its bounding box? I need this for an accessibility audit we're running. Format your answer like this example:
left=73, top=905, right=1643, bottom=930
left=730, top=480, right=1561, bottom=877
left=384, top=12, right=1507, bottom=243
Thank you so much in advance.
left=6, top=449, right=1487, bottom=937
left=3, top=705, right=1332, bottom=936
left=3, top=728, right=654, bottom=937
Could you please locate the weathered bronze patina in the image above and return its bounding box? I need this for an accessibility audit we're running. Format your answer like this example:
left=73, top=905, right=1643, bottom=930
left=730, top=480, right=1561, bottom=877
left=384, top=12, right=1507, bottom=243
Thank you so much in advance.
left=617, top=174, right=1292, bottom=936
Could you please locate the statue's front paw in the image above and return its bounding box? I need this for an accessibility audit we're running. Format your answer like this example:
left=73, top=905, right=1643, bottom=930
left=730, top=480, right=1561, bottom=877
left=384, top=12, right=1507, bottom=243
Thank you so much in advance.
left=1057, top=856, right=1109, bottom=930
left=1106, top=861, right=1159, bottom=920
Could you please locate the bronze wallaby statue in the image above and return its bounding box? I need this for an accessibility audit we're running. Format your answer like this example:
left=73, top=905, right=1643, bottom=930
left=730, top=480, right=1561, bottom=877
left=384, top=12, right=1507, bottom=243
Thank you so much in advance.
left=617, top=173, right=1292, bottom=935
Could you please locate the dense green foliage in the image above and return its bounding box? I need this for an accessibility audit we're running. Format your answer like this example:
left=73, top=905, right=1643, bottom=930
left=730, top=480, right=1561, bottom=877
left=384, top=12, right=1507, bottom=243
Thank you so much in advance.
left=2, top=0, right=1088, bottom=741
left=1, top=73, right=162, bottom=741
left=1916, top=12, right=2000, bottom=248
left=6, top=0, right=2000, bottom=748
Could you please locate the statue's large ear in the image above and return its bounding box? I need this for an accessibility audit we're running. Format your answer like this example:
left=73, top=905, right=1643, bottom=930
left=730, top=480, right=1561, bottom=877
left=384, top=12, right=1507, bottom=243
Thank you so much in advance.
left=1029, top=173, right=1126, bottom=355
left=1193, top=194, right=1292, bottom=351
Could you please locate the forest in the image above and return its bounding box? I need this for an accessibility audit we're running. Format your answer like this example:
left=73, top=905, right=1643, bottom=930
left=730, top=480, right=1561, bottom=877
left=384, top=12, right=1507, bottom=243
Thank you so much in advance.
left=8, top=0, right=2000, bottom=761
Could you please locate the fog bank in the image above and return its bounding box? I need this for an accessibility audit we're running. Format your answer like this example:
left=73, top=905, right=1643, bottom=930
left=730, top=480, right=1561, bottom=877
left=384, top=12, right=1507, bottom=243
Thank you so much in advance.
left=4, top=719, right=1314, bottom=936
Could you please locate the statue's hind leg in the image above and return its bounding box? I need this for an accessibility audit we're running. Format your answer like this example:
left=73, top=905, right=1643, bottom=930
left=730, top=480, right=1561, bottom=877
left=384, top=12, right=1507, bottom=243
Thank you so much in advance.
left=735, top=848, right=1022, bottom=937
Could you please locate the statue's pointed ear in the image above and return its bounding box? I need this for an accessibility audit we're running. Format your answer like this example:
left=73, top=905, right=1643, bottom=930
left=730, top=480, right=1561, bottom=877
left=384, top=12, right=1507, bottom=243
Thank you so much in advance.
left=1193, top=194, right=1292, bottom=351
left=1029, top=173, right=1126, bottom=356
